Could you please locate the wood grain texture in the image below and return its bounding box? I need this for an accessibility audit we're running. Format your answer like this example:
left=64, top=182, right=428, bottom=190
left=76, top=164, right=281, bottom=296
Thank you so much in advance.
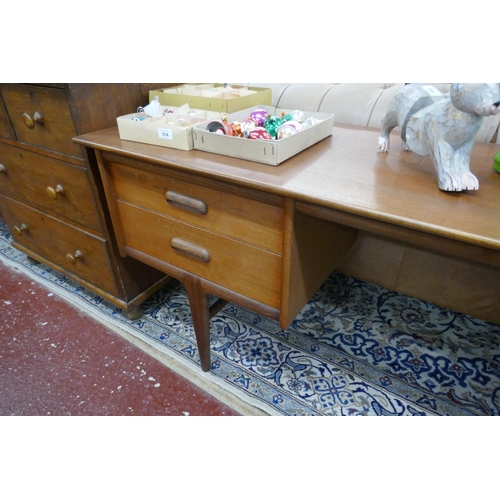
left=107, top=157, right=284, bottom=254
left=0, top=195, right=120, bottom=294
left=183, top=274, right=212, bottom=371
left=124, top=246, right=281, bottom=322
left=66, top=84, right=143, bottom=136
left=280, top=200, right=358, bottom=328
left=0, top=94, right=14, bottom=140
left=116, top=200, right=282, bottom=308
left=0, top=84, right=169, bottom=313
left=73, top=125, right=500, bottom=254
left=296, top=202, right=500, bottom=268
left=0, top=143, right=102, bottom=231
left=1, top=84, right=80, bottom=157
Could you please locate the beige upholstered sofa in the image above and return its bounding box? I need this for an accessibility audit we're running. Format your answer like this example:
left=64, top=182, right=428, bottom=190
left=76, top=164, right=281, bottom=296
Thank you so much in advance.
left=250, top=83, right=500, bottom=324
left=251, top=83, right=500, bottom=143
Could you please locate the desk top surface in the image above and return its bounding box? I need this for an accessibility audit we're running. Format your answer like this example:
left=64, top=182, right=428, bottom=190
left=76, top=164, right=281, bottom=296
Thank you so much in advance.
left=74, top=124, right=500, bottom=251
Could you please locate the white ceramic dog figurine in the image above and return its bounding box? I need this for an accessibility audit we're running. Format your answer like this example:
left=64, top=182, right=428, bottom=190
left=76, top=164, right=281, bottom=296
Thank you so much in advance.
left=378, top=83, right=500, bottom=191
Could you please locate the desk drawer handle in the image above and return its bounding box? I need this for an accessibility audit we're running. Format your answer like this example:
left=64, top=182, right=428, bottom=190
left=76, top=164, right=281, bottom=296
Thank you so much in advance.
left=171, top=238, right=210, bottom=263
left=166, top=190, right=207, bottom=215
left=22, top=111, right=44, bottom=129
left=0, top=164, right=6, bottom=174
left=47, top=184, right=65, bottom=199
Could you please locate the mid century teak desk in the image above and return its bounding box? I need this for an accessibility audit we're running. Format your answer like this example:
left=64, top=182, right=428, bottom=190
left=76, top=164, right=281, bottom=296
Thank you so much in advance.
left=74, top=124, right=500, bottom=371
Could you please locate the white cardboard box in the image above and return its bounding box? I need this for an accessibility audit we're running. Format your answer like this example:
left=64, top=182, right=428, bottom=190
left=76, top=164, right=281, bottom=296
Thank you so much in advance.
left=192, top=106, right=334, bottom=165
left=117, top=106, right=220, bottom=150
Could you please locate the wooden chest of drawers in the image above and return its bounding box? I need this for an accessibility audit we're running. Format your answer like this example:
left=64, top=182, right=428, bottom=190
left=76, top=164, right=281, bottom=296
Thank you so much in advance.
left=0, top=84, right=171, bottom=318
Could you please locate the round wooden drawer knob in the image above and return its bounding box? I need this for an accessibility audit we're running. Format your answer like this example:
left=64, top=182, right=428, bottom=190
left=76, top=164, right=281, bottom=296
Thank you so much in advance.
left=66, top=250, right=83, bottom=264
left=0, top=164, right=6, bottom=174
left=22, top=111, right=44, bottom=129
left=14, top=223, right=28, bottom=235
left=47, top=184, right=65, bottom=199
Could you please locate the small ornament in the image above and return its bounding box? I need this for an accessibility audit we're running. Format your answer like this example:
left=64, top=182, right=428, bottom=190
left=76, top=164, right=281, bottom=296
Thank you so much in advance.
left=264, top=115, right=284, bottom=138
left=142, top=96, right=163, bottom=118
left=302, top=117, right=320, bottom=129
left=249, top=108, right=269, bottom=127
left=230, top=122, right=244, bottom=137
left=206, top=120, right=233, bottom=135
left=277, top=120, right=302, bottom=139
left=240, top=118, right=256, bottom=135
left=291, top=109, right=306, bottom=123
left=247, top=127, right=272, bottom=140
left=220, top=114, right=234, bottom=135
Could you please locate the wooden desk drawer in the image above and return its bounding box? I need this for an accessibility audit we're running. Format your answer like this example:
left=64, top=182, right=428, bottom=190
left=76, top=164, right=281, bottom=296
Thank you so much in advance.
left=0, top=143, right=102, bottom=231
left=1, top=84, right=81, bottom=157
left=117, top=200, right=282, bottom=308
left=107, top=159, right=284, bottom=254
left=0, top=195, right=119, bottom=295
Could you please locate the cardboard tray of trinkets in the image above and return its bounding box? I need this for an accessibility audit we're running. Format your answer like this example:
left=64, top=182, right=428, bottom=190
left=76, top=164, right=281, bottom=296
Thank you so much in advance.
left=192, top=106, right=334, bottom=165
left=117, top=103, right=221, bottom=151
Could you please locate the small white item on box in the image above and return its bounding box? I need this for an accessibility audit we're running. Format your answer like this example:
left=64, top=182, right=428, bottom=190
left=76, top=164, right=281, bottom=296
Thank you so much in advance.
left=141, top=96, right=163, bottom=118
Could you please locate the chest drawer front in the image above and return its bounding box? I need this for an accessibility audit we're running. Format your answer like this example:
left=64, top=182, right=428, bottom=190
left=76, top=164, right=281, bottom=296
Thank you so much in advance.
left=108, top=160, right=284, bottom=254
left=117, top=200, right=282, bottom=308
left=0, top=143, right=102, bottom=231
left=1, top=84, right=81, bottom=157
left=0, top=96, right=14, bottom=140
left=0, top=195, right=119, bottom=295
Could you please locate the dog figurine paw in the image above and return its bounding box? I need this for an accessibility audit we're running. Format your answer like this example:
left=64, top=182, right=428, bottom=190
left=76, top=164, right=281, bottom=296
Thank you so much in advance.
left=378, top=83, right=500, bottom=191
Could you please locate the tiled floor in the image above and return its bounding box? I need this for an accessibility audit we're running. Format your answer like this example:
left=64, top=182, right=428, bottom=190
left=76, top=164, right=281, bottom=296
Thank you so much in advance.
left=0, top=260, right=240, bottom=416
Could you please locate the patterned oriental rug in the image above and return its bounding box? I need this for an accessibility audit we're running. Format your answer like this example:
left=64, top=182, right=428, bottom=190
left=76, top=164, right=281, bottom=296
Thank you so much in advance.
left=1, top=221, right=499, bottom=416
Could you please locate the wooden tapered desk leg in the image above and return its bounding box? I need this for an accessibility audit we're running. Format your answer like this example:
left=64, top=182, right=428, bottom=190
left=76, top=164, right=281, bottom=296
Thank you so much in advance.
left=183, top=275, right=212, bottom=372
